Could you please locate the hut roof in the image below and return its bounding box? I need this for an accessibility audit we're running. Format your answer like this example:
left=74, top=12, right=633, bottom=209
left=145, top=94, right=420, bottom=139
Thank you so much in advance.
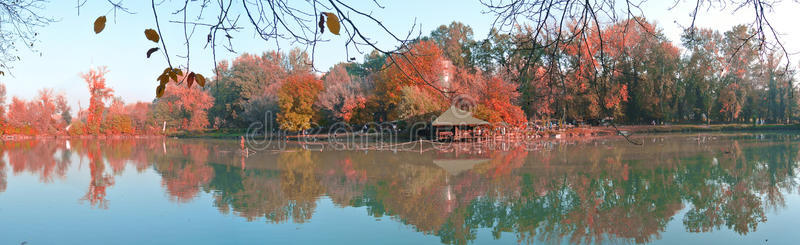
left=432, top=106, right=490, bottom=126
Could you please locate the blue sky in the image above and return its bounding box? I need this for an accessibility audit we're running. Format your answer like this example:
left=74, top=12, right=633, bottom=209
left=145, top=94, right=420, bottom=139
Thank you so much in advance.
left=1, top=0, right=798, bottom=110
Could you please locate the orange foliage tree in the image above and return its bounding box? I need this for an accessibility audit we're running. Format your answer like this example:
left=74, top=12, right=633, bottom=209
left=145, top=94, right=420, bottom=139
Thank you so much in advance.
left=277, top=72, right=323, bottom=131
left=373, top=40, right=448, bottom=121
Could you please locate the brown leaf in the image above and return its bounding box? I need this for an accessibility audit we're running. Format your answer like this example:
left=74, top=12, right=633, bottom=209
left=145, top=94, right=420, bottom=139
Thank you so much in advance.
left=145, top=29, right=160, bottom=43
left=169, top=70, right=178, bottom=82
left=187, top=72, right=196, bottom=88
left=158, top=74, right=169, bottom=86
left=94, top=16, right=107, bottom=34
left=156, top=84, right=165, bottom=98
left=146, top=47, right=160, bottom=58
left=196, top=74, right=206, bottom=87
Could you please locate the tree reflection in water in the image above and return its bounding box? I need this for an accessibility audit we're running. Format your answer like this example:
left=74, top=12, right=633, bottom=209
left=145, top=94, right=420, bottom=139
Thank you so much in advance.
left=1, top=134, right=799, bottom=244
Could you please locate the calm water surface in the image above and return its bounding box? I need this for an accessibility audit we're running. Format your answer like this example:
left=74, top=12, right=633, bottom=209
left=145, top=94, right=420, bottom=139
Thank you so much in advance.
left=1, top=133, right=800, bottom=244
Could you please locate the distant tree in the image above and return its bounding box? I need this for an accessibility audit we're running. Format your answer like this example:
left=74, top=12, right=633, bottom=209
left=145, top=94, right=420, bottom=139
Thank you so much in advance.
left=0, top=83, right=6, bottom=119
left=102, top=97, right=134, bottom=135
left=124, top=102, right=154, bottom=133
left=430, top=22, right=476, bottom=69
left=208, top=51, right=291, bottom=128
left=6, top=96, right=34, bottom=134
left=374, top=40, right=449, bottom=121
left=396, top=86, right=442, bottom=120
left=277, top=72, right=323, bottom=131
left=31, top=88, right=60, bottom=134
left=153, top=78, right=214, bottom=131
left=55, top=94, right=71, bottom=125
left=475, top=76, right=526, bottom=125
left=82, top=67, right=114, bottom=134
left=3, top=89, right=67, bottom=135
left=317, top=63, right=367, bottom=123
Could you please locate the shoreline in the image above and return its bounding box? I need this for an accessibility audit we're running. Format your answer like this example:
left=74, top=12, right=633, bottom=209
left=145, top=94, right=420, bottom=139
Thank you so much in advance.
left=172, top=123, right=800, bottom=141
left=3, top=124, right=800, bottom=141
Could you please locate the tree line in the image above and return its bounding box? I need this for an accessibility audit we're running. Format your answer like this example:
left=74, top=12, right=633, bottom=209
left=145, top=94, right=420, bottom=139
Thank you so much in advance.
left=0, top=18, right=797, bottom=135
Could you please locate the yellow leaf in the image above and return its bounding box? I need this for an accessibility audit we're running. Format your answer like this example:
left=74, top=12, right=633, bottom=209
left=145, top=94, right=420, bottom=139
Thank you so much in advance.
left=196, top=74, right=206, bottom=87
left=325, top=13, right=340, bottom=35
left=94, top=16, right=106, bottom=34
left=156, top=84, right=166, bottom=98
left=145, top=29, right=160, bottom=43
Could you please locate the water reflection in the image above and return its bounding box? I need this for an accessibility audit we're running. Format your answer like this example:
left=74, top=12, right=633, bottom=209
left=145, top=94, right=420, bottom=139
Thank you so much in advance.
left=1, top=134, right=799, bottom=244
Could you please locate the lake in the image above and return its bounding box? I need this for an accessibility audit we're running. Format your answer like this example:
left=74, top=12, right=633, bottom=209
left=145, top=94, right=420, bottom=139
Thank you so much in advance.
left=1, top=133, right=799, bottom=244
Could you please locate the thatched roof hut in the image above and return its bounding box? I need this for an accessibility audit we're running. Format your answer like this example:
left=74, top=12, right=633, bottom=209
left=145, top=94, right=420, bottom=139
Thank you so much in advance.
left=432, top=106, right=490, bottom=127
left=432, top=106, right=490, bottom=141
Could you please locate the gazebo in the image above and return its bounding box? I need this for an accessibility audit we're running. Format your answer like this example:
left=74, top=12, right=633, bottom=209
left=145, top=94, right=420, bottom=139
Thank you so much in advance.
left=432, top=106, right=490, bottom=141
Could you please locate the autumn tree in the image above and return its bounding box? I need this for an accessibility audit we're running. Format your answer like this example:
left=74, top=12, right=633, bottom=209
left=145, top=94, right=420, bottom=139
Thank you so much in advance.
left=56, top=94, right=71, bottom=125
left=473, top=76, right=526, bottom=125
left=6, top=97, right=35, bottom=134
left=31, top=89, right=62, bottom=134
left=153, top=77, right=214, bottom=131
left=3, top=89, right=69, bottom=135
left=372, top=40, right=449, bottom=121
left=430, top=22, right=476, bottom=69
left=82, top=67, right=114, bottom=134
left=316, top=63, right=367, bottom=123
left=277, top=72, right=323, bottom=131
left=0, top=83, right=5, bottom=120
left=102, top=97, right=135, bottom=135
left=208, top=50, right=311, bottom=128
left=124, top=102, right=154, bottom=133
left=603, top=18, right=679, bottom=123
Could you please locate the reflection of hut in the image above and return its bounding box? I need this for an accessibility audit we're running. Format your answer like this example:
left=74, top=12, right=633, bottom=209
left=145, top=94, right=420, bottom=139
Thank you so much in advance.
left=433, top=157, right=490, bottom=213
left=433, top=159, right=490, bottom=176
left=432, top=106, right=490, bottom=141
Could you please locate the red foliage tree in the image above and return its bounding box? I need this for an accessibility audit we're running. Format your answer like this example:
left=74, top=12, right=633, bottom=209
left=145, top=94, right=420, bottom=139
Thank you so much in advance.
left=476, top=76, right=526, bottom=125
left=317, top=63, right=367, bottom=122
left=6, top=96, right=35, bottom=134
left=153, top=76, right=214, bottom=131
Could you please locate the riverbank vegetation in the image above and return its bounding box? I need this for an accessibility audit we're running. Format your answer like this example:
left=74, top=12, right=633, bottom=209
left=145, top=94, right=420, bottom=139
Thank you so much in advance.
left=0, top=19, right=798, bottom=137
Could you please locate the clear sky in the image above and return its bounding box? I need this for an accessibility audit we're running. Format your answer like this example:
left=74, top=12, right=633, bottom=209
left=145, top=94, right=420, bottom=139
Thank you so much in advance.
left=1, top=0, right=798, bottom=111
